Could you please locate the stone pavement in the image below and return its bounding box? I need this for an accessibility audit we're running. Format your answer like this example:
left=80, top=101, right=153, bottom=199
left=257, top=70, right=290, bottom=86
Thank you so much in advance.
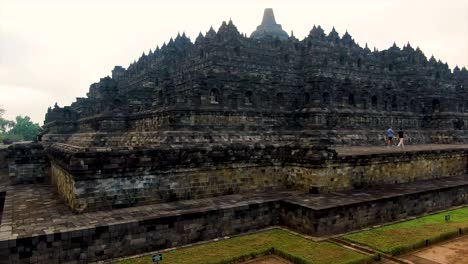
left=334, top=144, right=468, bottom=156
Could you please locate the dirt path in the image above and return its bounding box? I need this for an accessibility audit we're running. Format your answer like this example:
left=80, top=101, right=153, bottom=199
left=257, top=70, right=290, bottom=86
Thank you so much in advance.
left=402, top=235, right=468, bottom=264
left=241, top=255, right=292, bottom=264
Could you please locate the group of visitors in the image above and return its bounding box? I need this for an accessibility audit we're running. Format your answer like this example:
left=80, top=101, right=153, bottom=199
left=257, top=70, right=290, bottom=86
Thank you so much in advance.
left=385, top=127, right=404, bottom=147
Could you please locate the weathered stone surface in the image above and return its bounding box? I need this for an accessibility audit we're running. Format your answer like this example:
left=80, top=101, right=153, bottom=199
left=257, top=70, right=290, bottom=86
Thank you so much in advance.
left=46, top=142, right=333, bottom=212
left=288, top=147, right=468, bottom=192
left=7, top=143, right=47, bottom=183
left=0, top=175, right=467, bottom=263
left=0, top=147, right=7, bottom=169
left=280, top=177, right=468, bottom=236
left=46, top=142, right=468, bottom=212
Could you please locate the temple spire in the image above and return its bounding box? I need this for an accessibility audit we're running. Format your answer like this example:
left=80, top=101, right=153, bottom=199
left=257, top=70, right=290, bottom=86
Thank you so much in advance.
left=260, top=8, right=277, bottom=27
left=250, top=8, right=289, bottom=40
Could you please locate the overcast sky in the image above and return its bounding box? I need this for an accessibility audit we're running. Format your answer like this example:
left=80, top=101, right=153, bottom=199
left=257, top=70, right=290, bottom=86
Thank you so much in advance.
left=1, top=0, right=467, bottom=124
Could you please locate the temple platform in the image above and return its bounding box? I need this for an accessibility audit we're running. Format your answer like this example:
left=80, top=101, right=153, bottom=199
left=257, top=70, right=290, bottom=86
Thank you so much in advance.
left=0, top=174, right=467, bottom=239
left=41, top=142, right=468, bottom=213
left=1, top=144, right=468, bottom=263
left=0, top=173, right=467, bottom=262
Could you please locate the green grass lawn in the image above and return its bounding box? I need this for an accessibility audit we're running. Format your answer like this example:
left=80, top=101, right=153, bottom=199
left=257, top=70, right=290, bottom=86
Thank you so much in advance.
left=343, top=206, right=468, bottom=255
left=119, top=228, right=373, bottom=264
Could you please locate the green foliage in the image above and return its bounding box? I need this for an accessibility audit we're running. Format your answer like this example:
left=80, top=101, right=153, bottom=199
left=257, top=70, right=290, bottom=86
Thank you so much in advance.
left=8, top=116, right=41, bottom=141
left=118, top=229, right=371, bottom=264
left=0, top=106, right=41, bottom=143
left=0, top=133, right=23, bottom=143
left=343, top=206, right=468, bottom=255
left=0, top=119, right=15, bottom=133
left=0, top=106, right=15, bottom=133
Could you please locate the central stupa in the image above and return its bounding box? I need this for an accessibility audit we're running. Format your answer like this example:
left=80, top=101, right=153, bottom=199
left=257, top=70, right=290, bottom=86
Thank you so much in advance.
left=250, top=8, right=289, bottom=40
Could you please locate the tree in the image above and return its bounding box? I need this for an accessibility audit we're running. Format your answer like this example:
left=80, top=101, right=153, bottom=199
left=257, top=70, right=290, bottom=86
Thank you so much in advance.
left=0, top=106, right=15, bottom=133
left=9, top=116, right=41, bottom=141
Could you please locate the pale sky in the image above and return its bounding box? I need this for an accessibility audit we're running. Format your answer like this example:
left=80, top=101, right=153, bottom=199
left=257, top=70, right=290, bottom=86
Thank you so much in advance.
left=1, top=0, right=467, bottom=124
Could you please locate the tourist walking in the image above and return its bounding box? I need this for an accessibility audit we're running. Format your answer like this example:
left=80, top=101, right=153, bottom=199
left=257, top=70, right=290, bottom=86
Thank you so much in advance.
left=397, top=128, right=404, bottom=148
left=386, top=127, right=395, bottom=147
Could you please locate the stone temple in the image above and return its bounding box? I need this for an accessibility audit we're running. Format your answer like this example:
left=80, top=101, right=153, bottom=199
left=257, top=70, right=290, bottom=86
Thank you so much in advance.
left=39, top=8, right=468, bottom=212
left=1, top=8, right=468, bottom=263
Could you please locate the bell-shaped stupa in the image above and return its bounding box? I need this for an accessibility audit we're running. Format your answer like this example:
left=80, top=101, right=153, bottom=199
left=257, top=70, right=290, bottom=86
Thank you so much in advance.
left=250, top=8, right=289, bottom=40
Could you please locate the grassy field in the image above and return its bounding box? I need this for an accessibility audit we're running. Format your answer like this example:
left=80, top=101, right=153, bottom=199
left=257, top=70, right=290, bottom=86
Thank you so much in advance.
left=119, top=228, right=373, bottom=264
left=343, top=207, right=468, bottom=255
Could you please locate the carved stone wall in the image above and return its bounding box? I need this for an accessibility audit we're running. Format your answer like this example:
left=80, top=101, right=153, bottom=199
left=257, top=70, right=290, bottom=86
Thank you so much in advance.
left=46, top=143, right=329, bottom=212
left=287, top=149, right=468, bottom=192
left=49, top=163, right=87, bottom=212
left=46, top=143, right=468, bottom=213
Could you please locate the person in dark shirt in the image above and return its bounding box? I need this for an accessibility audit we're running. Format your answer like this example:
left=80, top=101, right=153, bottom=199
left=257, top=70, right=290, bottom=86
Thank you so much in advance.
left=397, top=128, right=404, bottom=148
